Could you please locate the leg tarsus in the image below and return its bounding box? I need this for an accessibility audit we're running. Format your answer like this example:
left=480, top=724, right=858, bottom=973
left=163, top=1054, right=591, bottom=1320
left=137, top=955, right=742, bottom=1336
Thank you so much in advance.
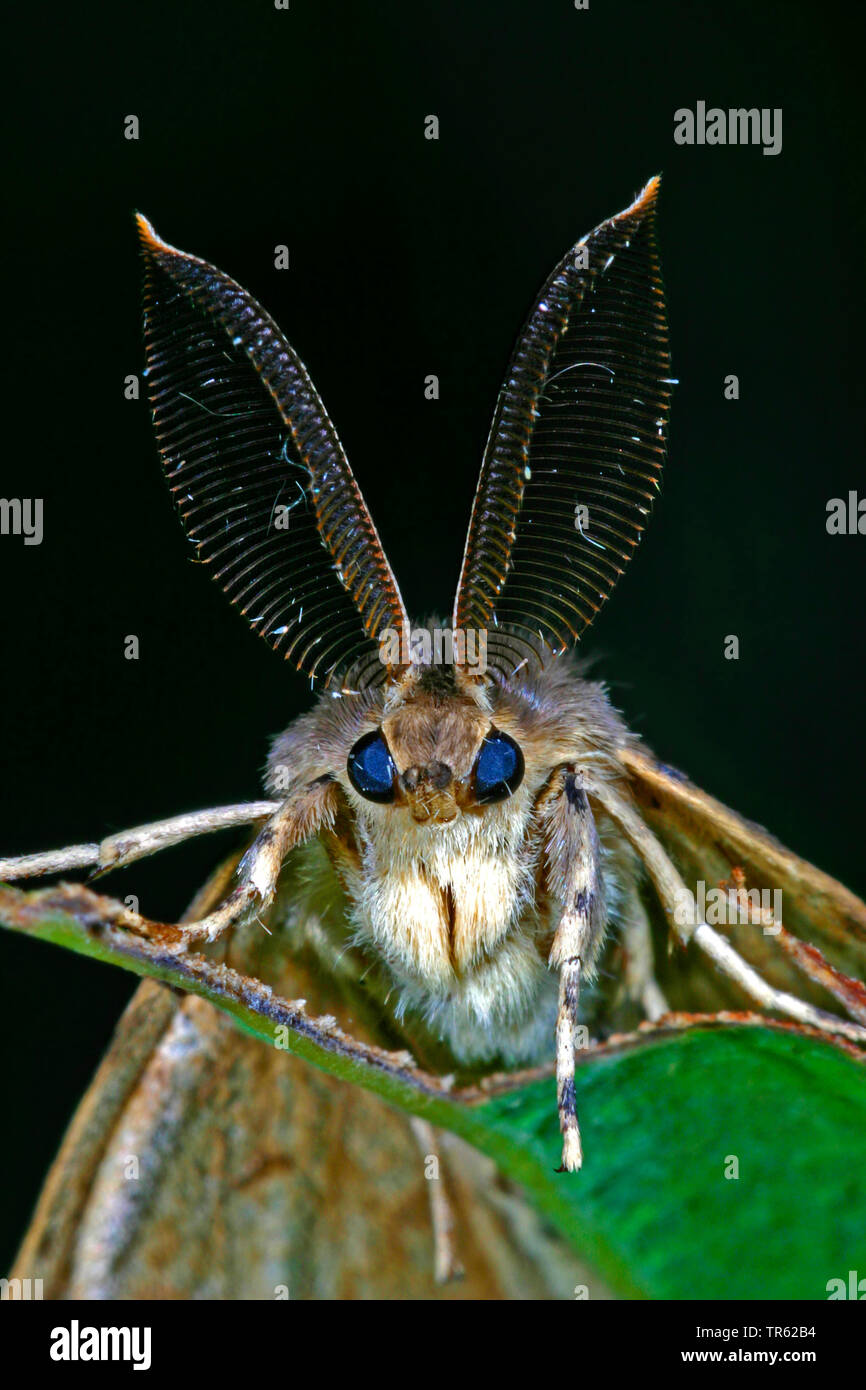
left=95, top=802, right=280, bottom=874
left=0, top=802, right=281, bottom=884
left=0, top=844, right=100, bottom=881
left=554, top=957, right=583, bottom=1173
left=542, top=766, right=604, bottom=1173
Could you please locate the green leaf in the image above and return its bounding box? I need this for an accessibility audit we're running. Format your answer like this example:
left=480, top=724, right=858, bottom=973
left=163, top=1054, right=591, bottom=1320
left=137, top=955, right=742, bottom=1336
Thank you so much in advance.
left=2, top=881, right=864, bottom=1299
left=474, top=1027, right=866, bottom=1299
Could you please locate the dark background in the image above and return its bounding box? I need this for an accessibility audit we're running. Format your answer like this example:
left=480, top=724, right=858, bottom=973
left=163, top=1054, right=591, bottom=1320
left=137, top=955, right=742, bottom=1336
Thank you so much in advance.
left=1, top=0, right=862, bottom=1269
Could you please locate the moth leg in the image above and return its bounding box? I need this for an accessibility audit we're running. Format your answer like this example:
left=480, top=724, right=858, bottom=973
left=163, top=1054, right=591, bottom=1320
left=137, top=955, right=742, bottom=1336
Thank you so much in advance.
left=3, top=779, right=340, bottom=954
left=408, top=1117, right=464, bottom=1284
left=541, top=767, right=607, bottom=1173
left=94, top=802, right=281, bottom=874
left=0, top=802, right=280, bottom=882
left=619, top=885, right=670, bottom=1021
left=0, top=843, right=100, bottom=881
left=160, top=777, right=339, bottom=949
left=593, top=779, right=866, bottom=1046
left=688, top=924, right=866, bottom=1043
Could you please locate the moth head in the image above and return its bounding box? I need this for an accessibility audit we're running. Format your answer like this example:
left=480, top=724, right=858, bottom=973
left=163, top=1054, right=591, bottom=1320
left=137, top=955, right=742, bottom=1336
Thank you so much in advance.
left=345, top=673, right=525, bottom=825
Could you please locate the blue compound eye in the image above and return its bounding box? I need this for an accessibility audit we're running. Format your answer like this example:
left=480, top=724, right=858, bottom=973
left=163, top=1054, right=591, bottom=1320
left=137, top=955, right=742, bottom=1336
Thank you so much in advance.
left=473, top=729, right=525, bottom=804
left=347, top=730, right=396, bottom=803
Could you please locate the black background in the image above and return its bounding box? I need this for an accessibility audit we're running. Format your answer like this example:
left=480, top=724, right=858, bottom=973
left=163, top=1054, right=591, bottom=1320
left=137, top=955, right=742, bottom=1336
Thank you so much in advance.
left=1, top=0, right=863, bottom=1270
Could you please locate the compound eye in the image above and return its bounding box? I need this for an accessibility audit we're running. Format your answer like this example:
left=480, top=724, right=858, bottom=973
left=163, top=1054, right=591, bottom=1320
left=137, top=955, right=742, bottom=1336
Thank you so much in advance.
left=473, top=729, right=525, bottom=804
left=347, top=730, right=397, bottom=803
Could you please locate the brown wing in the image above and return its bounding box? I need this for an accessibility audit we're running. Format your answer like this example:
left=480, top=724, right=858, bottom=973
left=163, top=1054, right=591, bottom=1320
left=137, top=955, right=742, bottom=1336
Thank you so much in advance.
left=619, top=744, right=866, bottom=1011
left=10, top=857, right=598, bottom=1300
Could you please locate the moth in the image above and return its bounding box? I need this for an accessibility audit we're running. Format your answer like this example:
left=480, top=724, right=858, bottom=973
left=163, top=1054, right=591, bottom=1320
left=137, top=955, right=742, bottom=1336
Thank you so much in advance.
left=3, top=176, right=865, bottom=1297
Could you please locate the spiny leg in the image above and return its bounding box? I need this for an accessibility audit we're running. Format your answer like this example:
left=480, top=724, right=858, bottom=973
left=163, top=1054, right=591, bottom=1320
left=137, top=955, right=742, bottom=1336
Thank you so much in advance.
left=0, top=802, right=280, bottom=882
left=541, top=767, right=608, bottom=1172
left=1, top=780, right=339, bottom=955
left=148, top=777, right=339, bottom=949
left=593, top=778, right=866, bottom=1045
